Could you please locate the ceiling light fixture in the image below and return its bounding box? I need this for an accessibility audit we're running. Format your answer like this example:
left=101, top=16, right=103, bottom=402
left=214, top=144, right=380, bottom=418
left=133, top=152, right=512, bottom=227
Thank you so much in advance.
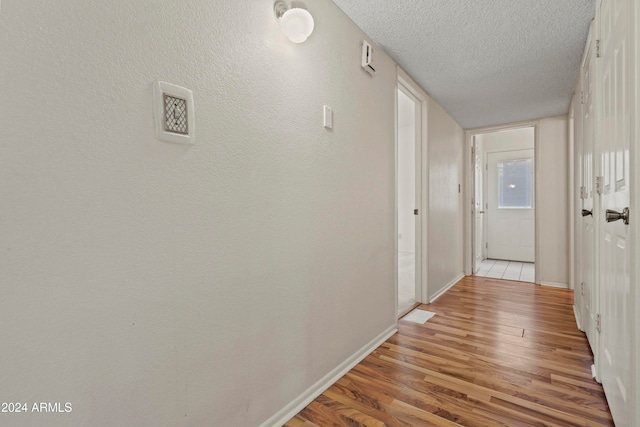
left=274, top=0, right=314, bottom=44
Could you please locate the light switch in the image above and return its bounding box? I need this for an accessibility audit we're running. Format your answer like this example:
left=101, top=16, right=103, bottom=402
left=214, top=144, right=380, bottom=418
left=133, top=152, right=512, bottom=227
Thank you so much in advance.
left=323, top=105, right=333, bottom=129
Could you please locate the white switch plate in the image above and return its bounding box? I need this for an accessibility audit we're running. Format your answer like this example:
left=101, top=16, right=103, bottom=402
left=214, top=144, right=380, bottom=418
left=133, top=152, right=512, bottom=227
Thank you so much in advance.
left=323, top=105, right=333, bottom=129
left=154, top=81, right=195, bottom=145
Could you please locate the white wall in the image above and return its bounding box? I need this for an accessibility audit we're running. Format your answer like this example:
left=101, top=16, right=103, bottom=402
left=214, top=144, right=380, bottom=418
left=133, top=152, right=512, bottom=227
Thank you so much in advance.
left=537, top=116, right=570, bottom=286
left=428, top=100, right=465, bottom=299
left=477, top=127, right=535, bottom=153
left=0, top=1, right=398, bottom=426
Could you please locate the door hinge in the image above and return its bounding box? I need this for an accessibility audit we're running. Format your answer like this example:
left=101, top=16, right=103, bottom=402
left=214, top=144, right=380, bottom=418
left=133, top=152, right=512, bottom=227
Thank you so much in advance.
left=581, top=282, right=585, bottom=296
left=580, top=186, right=586, bottom=199
left=596, top=176, right=604, bottom=194
left=595, top=39, right=601, bottom=58
left=580, top=90, right=584, bottom=105
left=414, top=209, right=419, bottom=215
left=596, top=314, right=601, bottom=333
left=485, top=242, right=488, bottom=249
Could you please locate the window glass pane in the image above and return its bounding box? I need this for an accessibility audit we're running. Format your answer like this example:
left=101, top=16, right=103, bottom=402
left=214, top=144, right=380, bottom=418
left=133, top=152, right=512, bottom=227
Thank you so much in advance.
left=498, top=158, right=532, bottom=208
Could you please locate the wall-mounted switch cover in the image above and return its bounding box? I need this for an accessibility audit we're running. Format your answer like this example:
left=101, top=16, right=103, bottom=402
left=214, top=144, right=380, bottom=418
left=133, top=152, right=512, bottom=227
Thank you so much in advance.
left=154, top=81, right=195, bottom=145
left=323, top=105, right=333, bottom=129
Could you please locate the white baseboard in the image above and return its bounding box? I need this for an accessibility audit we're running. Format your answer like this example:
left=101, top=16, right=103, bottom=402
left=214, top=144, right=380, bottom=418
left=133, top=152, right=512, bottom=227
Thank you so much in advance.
left=429, top=273, right=465, bottom=303
left=591, top=364, right=602, bottom=383
left=539, top=281, right=569, bottom=289
left=573, top=305, right=583, bottom=331
left=259, top=324, right=398, bottom=427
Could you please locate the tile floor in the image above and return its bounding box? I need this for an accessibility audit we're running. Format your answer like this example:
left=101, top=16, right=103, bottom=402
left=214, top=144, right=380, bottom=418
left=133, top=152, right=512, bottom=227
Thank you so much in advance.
left=398, top=251, right=416, bottom=314
left=474, top=259, right=535, bottom=283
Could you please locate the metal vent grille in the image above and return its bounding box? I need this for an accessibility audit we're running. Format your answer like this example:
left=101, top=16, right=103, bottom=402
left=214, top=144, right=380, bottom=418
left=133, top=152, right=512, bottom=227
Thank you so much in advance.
left=163, top=94, right=188, bottom=135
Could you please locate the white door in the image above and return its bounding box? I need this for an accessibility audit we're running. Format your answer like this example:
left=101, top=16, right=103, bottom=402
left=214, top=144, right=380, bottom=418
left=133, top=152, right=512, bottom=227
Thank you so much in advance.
left=598, top=0, right=632, bottom=424
left=397, top=86, right=422, bottom=315
left=581, top=22, right=598, bottom=354
left=472, top=137, right=484, bottom=273
left=487, top=150, right=535, bottom=262
left=574, top=87, right=585, bottom=331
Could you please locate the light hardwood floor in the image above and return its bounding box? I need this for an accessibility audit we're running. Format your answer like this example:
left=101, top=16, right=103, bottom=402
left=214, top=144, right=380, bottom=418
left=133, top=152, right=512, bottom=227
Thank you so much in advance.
left=285, top=276, right=613, bottom=426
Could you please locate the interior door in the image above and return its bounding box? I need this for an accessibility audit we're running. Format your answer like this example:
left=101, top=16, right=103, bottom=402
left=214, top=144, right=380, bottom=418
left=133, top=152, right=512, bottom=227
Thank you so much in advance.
left=397, top=86, right=422, bottom=315
left=473, top=137, right=484, bottom=273
left=598, top=0, right=632, bottom=424
left=487, top=150, right=535, bottom=262
left=581, top=22, right=598, bottom=354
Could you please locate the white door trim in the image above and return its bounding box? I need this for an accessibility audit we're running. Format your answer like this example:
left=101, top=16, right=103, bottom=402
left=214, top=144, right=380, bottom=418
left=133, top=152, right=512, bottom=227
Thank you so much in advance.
left=464, top=121, right=540, bottom=285
left=397, top=67, right=429, bottom=305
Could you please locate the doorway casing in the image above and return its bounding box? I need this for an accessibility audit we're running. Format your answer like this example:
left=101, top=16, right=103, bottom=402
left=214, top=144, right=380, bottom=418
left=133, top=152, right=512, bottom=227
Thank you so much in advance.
left=464, top=121, right=540, bottom=285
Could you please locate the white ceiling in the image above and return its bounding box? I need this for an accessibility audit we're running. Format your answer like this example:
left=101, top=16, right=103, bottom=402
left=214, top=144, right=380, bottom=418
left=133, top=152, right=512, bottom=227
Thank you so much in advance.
left=331, top=0, right=596, bottom=129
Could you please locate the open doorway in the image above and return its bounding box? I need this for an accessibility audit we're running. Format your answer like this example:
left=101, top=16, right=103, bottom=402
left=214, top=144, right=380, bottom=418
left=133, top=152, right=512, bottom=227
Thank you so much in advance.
left=471, top=127, right=536, bottom=283
left=396, top=79, right=424, bottom=316
left=397, top=86, right=418, bottom=315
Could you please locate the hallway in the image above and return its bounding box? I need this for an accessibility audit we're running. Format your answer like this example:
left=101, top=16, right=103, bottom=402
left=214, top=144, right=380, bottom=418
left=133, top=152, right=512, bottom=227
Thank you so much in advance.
left=2, top=0, right=637, bottom=424
left=286, top=276, right=613, bottom=426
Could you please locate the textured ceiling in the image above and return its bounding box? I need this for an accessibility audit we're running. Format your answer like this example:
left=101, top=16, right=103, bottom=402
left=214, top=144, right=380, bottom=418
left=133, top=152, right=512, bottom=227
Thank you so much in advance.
left=331, top=0, right=595, bottom=129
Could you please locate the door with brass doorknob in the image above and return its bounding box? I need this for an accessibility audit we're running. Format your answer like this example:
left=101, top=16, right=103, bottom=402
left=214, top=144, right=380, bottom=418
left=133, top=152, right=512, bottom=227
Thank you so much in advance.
left=597, top=0, right=632, bottom=423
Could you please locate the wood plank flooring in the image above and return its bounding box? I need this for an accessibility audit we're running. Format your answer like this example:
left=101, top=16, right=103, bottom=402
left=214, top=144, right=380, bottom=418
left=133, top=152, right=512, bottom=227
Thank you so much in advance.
left=285, top=276, right=613, bottom=426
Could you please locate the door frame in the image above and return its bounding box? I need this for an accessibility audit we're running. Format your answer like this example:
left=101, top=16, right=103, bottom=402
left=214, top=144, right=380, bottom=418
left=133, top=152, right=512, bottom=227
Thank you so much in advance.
left=471, top=135, right=483, bottom=274
left=464, top=121, right=540, bottom=284
left=396, top=67, right=429, bottom=309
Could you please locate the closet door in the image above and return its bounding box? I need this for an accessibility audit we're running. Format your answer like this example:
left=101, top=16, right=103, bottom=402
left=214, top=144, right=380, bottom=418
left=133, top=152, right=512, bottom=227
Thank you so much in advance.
left=597, top=0, right=632, bottom=424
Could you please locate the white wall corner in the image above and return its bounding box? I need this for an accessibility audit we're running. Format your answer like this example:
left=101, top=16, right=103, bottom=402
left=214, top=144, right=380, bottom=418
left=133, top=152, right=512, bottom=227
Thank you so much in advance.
left=429, top=273, right=465, bottom=304
left=259, top=324, right=397, bottom=427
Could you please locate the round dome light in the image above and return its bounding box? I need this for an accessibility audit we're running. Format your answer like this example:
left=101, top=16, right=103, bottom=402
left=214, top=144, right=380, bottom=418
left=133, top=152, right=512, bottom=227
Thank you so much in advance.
left=275, top=1, right=314, bottom=43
